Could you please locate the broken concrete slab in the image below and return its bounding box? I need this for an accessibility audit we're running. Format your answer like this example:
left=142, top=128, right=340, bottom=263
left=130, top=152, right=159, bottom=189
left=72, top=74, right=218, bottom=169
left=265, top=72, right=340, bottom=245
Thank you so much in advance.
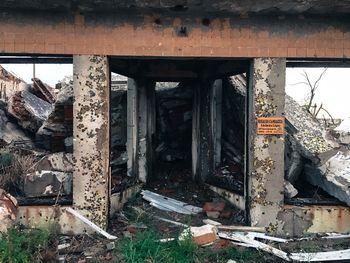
left=23, top=170, right=72, bottom=197
left=31, top=78, right=56, bottom=104
left=8, top=89, right=53, bottom=133
left=36, top=78, right=73, bottom=151
left=304, top=150, right=350, bottom=206
left=285, top=95, right=337, bottom=155
left=0, top=108, right=34, bottom=147
left=32, top=152, right=73, bottom=173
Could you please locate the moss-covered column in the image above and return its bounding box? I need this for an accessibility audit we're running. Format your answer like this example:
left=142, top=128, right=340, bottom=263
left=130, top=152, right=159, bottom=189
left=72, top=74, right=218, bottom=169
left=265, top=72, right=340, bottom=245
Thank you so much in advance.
left=246, top=58, right=286, bottom=232
left=73, top=55, right=110, bottom=229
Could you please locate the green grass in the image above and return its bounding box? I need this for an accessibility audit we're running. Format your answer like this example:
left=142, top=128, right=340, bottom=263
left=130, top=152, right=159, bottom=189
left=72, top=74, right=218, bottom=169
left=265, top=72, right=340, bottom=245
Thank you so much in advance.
left=118, top=228, right=260, bottom=263
left=0, top=225, right=52, bottom=263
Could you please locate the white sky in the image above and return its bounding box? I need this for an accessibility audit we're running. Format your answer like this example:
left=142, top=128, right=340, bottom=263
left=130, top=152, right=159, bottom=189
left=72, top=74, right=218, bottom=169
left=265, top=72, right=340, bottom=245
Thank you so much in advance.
left=286, top=68, right=350, bottom=119
left=2, top=64, right=350, bottom=119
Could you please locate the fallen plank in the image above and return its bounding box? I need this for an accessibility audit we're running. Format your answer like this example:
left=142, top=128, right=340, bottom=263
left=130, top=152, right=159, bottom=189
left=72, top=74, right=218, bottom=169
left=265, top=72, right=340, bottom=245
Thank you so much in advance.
left=220, top=231, right=350, bottom=262
left=154, top=215, right=189, bottom=227
left=141, top=190, right=202, bottom=215
left=244, top=232, right=288, bottom=243
left=203, top=219, right=222, bottom=226
left=217, top=225, right=265, bottom=233
left=290, top=249, right=350, bottom=262
left=65, top=208, right=117, bottom=240
left=218, top=232, right=291, bottom=261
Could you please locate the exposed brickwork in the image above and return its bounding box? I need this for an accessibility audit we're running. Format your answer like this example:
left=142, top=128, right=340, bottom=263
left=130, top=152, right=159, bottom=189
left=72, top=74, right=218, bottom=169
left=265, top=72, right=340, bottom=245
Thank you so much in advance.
left=0, top=14, right=349, bottom=58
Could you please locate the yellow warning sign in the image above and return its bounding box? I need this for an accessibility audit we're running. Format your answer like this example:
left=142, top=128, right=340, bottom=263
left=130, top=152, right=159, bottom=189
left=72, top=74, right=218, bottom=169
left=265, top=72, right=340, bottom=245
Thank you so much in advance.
left=257, top=117, right=284, bottom=135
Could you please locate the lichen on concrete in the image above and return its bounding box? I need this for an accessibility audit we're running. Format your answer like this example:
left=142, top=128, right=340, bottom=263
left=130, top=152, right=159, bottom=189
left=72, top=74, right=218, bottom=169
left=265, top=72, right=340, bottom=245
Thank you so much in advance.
left=73, top=55, right=110, bottom=229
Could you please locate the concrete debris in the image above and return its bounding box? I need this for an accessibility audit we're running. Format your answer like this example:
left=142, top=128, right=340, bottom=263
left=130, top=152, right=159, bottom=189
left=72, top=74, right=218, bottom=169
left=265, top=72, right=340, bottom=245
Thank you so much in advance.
left=36, top=78, right=73, bottom=152
left=65, top=208, right=118, bottom=240
left=304, top=150, right=350, bottom=206
left=8, top=89, right=53, bottom=133
left=141, top=190, right=203, bottom=215
left=23, top=170, right=72, bottom=197
left=179, top=224, right=218, bottom=246
left=333, top=117, right=350, bottom=144
left=32, top=152, right=73, bottom=173
left=284, top=180, right=298, bottom=199
left=0, top=189, right=18, bottom=232
left=285, top=94, right=337, bottom=154
left=31, top=78, right=56, bottom=104
left=0, top=108, right=34, bottom=147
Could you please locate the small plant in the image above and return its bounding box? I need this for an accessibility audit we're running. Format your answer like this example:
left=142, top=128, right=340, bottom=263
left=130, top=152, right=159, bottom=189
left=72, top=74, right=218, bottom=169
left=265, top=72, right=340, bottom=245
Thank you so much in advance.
left=0, top=225, right=51, bottom=263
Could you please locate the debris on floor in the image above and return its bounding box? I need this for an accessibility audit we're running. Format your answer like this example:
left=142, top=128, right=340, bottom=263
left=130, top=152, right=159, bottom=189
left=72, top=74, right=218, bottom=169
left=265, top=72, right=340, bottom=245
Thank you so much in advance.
left=65, top=208, right=118, bottom=240
left=141, top=190, right=203, bottom=215
left=179, top=224, right=218, bottom=246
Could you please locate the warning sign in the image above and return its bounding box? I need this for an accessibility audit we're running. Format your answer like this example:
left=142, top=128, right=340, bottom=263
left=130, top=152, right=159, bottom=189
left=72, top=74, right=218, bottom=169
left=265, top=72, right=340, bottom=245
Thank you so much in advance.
left=257, top=117, right=285, bottom=135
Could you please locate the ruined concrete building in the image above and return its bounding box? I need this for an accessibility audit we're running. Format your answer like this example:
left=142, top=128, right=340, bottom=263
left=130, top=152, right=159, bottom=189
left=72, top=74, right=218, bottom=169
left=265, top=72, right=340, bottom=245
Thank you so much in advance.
left=0, top=0, right=350, bottom=236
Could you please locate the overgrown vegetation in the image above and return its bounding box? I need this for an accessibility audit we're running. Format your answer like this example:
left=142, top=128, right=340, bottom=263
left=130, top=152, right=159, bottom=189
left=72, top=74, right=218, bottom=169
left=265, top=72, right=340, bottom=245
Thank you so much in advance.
left=118, top=228, right=260, bottom=263
left=0, top=148, right=35, bottom=192
left=0, top=225, right=52, bottom=263
left=116, top=197, right=260, bottom=263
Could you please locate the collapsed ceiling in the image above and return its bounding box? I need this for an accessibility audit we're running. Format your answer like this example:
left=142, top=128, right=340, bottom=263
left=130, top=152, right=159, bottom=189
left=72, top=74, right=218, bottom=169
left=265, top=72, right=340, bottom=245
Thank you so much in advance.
left=1, top=0, right=350, bottom=15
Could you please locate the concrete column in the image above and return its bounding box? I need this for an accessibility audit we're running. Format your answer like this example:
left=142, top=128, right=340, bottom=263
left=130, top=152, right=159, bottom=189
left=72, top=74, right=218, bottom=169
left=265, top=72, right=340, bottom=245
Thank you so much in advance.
left=73, top=55, right=110, bottom=229
left=192, top=80, right=215, bottom=183
left=127, top=78, right=155, bottom=183
left=246, top=58, right=286, bottom=232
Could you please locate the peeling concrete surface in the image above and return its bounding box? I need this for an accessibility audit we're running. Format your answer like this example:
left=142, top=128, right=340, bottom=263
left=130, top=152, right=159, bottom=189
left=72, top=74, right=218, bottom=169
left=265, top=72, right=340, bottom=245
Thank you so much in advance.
left=73, top=55, right=110, bottom=229
left=280, top=205, right=350, bottom=236
left=247, top=58, right=286, bottom=233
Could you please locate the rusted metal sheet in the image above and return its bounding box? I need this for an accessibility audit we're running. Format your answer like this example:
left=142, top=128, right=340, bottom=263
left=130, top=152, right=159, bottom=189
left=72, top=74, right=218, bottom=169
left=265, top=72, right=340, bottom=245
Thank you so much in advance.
left=280, top=205, right=350, bottom=236
left=73, top=55, right=110, bottom=230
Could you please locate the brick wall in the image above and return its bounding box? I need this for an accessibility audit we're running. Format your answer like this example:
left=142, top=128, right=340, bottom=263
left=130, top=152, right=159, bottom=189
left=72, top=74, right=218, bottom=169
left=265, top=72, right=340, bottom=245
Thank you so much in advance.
left=0, top=12, right=349, bottom=58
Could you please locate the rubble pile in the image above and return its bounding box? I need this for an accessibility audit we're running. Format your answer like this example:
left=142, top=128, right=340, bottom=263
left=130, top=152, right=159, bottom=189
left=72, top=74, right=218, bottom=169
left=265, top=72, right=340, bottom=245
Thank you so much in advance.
left=0, top=66, right=74, bottom=202
left=225, top=74, right=350, bottom=203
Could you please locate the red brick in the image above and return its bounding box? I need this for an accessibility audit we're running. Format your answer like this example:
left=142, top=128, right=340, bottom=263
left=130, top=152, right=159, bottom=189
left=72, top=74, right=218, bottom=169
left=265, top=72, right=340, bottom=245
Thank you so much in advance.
left=203, top=202, right=225, bottom=212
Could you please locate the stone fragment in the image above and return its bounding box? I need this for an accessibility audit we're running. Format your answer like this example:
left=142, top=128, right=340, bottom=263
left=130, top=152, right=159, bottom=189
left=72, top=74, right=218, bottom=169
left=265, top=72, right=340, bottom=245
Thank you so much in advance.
left=284, top=180, right=298, bottom=199
left=304, top=150, right=350, bottom=206
left=0, top=189, right=17, bottom=232
left=179, top=224, right=218, bottom=246
left=206, top=211, right=220, bottom=219
left=23, top=170, right=72, bottom=197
